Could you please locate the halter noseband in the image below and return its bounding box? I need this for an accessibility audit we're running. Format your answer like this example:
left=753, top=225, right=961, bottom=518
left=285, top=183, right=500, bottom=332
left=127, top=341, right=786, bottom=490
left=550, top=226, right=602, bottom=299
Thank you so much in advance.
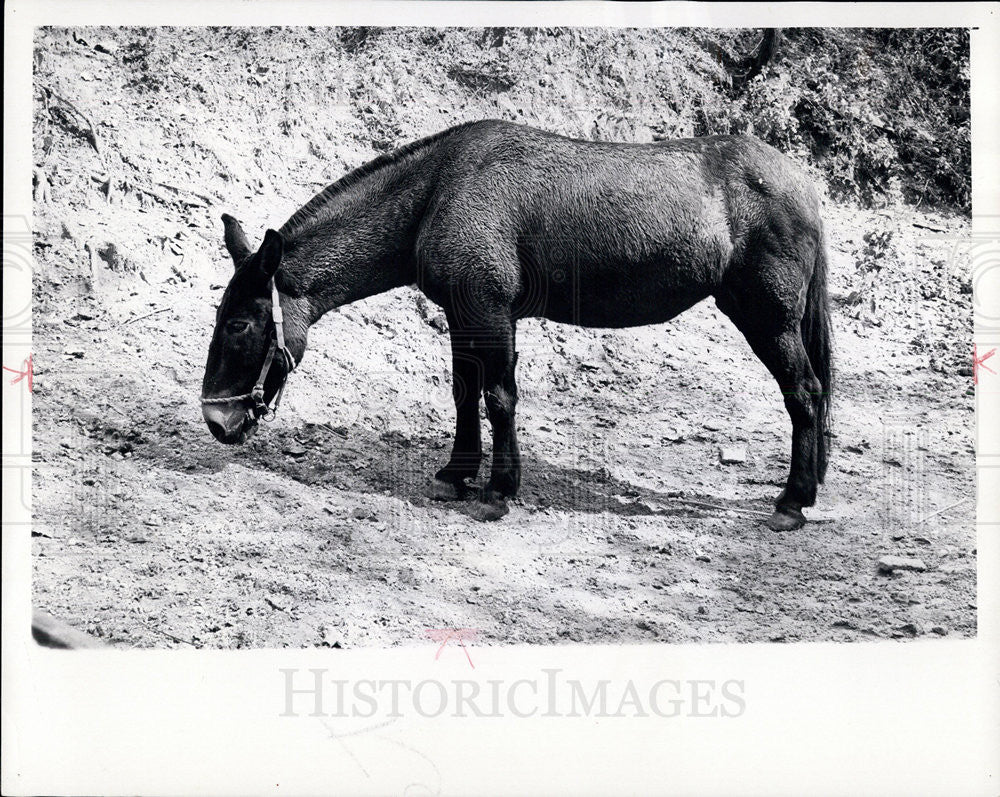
left=201, top=278, right=297, bottom=422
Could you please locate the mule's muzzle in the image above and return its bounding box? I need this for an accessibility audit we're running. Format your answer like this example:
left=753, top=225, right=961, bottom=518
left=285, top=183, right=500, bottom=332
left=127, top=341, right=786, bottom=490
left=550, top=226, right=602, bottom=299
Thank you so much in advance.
left=202, top=402, right=258, bottom=445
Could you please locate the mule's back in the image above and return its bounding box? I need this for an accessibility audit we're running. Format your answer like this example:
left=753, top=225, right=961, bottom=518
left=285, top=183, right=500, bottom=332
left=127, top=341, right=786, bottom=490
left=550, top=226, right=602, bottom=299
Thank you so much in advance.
left=419, top=121, right=821, bottom=327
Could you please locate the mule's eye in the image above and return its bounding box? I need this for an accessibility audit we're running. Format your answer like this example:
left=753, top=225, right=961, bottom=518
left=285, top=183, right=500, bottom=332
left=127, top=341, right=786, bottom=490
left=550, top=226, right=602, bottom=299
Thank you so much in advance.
left=226, top=320, right=251, bottom=334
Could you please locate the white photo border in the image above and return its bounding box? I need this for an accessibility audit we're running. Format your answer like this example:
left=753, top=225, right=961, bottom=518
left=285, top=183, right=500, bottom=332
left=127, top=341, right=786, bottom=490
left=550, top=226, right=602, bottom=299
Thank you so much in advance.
left=4, top=3, right=998, bottom=795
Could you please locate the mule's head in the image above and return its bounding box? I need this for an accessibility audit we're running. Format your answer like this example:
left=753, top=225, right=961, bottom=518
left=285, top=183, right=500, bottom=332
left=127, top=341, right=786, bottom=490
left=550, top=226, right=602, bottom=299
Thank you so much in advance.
left=201, top=214, right=297, bottom=444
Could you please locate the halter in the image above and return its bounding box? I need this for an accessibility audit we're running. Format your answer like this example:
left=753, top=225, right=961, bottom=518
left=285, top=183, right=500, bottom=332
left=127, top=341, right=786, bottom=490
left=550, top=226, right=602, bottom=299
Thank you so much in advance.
left=201, top=278, right=297, bottom=422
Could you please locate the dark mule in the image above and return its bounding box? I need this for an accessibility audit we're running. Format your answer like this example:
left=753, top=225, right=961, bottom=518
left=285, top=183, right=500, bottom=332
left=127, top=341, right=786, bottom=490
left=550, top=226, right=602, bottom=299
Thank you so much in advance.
left=201, top=120, right=832, bottom=531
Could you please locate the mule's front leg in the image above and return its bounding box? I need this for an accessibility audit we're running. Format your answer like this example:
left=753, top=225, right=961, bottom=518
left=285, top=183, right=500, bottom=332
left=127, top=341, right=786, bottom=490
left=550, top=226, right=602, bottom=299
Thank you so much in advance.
left=474, top=320, right=520, bottom=521
left=434, top=327, right=483, bottom=499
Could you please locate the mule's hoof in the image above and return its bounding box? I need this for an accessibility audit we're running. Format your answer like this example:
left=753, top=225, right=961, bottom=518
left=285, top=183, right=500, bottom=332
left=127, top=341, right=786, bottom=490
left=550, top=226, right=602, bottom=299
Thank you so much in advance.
left=469, top=498, right=509, bottom=522
left=432, top=478, right=472, bottom=502
left=766, top=507, right=806, bottom=531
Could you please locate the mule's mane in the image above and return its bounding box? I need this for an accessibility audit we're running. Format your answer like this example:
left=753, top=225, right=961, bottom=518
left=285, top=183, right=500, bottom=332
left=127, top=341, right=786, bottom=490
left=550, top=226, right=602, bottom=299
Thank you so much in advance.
left=279, top=121, right=478, bottom=241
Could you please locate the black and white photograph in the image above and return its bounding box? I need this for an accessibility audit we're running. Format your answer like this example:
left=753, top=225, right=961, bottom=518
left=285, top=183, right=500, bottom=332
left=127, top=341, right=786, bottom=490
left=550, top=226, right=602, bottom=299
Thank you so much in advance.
left=28, top=24, right=977, bottom=647
left=4, top=2, right=998, bottom=795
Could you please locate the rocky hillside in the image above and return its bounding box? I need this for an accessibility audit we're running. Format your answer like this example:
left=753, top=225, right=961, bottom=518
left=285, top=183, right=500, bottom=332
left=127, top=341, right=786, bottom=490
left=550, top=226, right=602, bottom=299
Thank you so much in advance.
left=31, top=27, right=975, bottom=648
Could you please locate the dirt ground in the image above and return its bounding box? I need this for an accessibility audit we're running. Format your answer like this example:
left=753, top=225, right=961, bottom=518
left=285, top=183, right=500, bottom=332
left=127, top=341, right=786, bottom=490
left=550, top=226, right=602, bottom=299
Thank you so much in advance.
left=30, top=28, right=976, bottom=648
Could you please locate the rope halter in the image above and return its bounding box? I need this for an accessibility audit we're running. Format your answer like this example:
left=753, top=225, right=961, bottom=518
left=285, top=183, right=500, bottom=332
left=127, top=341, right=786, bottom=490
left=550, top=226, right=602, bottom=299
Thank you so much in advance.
left=200, top=278, right=297, bottom=422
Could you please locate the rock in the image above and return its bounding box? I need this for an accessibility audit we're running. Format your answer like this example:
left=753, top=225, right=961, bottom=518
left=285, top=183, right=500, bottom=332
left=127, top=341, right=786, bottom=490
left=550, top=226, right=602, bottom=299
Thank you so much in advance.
left=94, top=40, right=118, bottom=55
left=351, top=506, right=378, bottom=522
left=321, top=627, right=342, bottom=648
left=832, top=619, right=856, bottom=629
left=931, top=626, right=948, bottom=636
left=662, top=427, right=687, bottom=443
left=877, top=556, right=927, bottom=574
left=719, top=445, right=747, bottom=464
left=414, top=293, right=449, bottom=333
left=265, top=596, right=287, bottom=612
left=703, top=418, right=726, bottom=431
left=86, top=239, right=134, bottom=274
left=895, top=622, right=921, bottom=636
left=283, top=441, right=307, bottom=458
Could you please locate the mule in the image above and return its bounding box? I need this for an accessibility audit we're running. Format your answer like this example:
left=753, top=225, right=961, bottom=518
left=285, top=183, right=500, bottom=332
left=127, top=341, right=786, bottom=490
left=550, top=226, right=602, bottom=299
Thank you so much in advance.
left=201, top=120, right=832, bottom=531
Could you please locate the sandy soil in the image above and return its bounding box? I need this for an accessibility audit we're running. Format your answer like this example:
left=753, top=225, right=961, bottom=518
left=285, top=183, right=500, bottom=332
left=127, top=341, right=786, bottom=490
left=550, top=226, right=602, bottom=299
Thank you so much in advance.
left=30, top=27, right=976, bottom=648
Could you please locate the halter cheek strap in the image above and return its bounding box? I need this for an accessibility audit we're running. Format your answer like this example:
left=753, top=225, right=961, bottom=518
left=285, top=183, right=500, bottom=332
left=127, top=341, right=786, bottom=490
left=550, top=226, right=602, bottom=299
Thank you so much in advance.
left=201, top=278, right=297, bottom=420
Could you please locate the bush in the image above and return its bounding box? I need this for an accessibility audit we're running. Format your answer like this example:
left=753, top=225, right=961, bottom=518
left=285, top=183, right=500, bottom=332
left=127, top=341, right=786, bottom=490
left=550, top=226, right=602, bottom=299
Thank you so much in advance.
left=696, top=28, right=970, bottom=213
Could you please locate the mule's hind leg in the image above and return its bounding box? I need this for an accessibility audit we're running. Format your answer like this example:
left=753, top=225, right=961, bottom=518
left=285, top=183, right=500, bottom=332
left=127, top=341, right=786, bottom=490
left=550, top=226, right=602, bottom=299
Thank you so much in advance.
left=751, top=328, right=822, bottom=530
left=472, top=316, right=520, bottom=521
left=721, top=301, right=823, bottom=531
left=434, top=320, right=484, bottom=498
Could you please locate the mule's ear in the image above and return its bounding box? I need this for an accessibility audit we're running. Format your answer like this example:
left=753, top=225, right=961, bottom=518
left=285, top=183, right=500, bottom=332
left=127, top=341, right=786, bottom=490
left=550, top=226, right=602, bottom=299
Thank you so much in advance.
left=259, top=229, right=284, bottom=279
left=221, top=213, right=252, bottom=266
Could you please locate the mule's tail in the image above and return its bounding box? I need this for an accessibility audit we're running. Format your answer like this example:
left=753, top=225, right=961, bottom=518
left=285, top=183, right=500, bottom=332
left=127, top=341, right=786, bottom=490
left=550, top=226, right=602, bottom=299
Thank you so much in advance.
left=802, top=236, right=833, bottom=483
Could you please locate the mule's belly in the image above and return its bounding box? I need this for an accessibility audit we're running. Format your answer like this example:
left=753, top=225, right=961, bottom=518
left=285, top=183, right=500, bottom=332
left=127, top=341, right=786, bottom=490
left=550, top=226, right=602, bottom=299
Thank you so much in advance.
left=518, top=269, right=712, bottom=327
left=515, top=237, right=723, bottom=328
left=513, top=164, right=733, bottom=328
left=546, top=295, right=709, bottom=327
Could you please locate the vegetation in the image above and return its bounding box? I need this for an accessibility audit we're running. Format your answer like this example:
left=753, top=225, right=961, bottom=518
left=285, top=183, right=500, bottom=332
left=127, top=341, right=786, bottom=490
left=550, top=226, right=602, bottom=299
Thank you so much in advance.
left=317, top=26, right=972, bottom=213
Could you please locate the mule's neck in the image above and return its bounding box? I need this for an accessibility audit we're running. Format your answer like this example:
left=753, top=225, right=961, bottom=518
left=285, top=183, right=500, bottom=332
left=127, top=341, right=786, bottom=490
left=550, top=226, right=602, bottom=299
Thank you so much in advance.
left=278, top=145, right=442, bottom=323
